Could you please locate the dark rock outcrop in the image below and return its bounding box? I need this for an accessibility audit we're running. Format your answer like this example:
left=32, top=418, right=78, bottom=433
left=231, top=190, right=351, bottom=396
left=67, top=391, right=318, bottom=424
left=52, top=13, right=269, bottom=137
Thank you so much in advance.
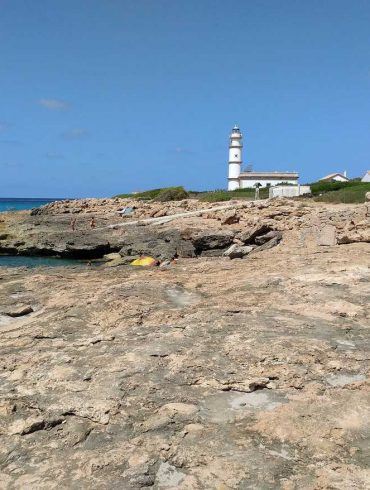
left=254, top=230, right=283, bottom=245
left=192, top=230, right=235, bottom=254
left=237, top=224, right=272, bottom=244
left=252, top=234, right=283, bottom=253
left=9, top=232, right=121, bottom=259
left=119, top=229, right=195, bottom=262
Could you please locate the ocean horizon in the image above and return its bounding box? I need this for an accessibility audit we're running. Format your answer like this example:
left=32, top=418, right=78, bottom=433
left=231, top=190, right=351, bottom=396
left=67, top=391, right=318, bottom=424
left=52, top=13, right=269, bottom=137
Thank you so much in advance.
left=0, top=197, right=67, bottom=213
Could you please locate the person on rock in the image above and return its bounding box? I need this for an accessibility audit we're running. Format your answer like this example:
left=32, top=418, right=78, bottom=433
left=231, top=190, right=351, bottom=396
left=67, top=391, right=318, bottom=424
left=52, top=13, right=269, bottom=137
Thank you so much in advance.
left=90, top=216, right=96, bottom=229
left=70, top=217, right=77, bottom=231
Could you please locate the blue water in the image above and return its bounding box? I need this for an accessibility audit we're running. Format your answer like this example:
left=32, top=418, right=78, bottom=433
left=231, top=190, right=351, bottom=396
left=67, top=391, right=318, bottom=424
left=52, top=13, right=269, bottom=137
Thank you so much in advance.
left=0, top=198, right=63, bottom=212
left=0, top=255, right=92, bottom=268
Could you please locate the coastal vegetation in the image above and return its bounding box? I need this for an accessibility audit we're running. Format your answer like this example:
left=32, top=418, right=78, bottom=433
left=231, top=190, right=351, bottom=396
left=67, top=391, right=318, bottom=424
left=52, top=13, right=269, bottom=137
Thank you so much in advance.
left=115, top=180, right=370, bottom=204
left=310, top=180, right=370, bottom=203
left=115, top=186, right=189, bottom=201
left=195, top=187, right=269, bottom=202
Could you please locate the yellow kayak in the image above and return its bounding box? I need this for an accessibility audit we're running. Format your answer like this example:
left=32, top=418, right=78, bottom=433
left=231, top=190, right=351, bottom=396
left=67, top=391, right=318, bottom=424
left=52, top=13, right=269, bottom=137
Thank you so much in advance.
left=131, top=256, right=158, bottom=267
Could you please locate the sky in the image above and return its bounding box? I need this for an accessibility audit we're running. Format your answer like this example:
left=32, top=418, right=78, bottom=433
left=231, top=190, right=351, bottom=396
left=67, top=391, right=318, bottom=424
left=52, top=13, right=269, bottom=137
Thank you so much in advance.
left=1, top=0, right=369, bottom=198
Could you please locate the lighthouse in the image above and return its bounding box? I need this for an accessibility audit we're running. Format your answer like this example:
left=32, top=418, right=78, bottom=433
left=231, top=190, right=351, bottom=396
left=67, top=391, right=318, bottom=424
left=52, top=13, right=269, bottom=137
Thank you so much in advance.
left=228, top=125, right=242, bottom=190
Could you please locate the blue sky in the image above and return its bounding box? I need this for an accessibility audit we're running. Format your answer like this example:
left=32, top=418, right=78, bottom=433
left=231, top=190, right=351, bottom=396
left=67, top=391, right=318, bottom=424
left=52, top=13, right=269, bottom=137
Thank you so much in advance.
left=1, top=0, right=369, bottom=197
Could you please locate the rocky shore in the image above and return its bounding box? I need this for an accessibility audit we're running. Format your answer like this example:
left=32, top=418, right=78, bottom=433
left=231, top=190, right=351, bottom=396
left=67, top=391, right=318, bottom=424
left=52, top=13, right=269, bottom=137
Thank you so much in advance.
left=0, top=197, right=368, bottom=260
left=0, top=197, right=369, bottom=488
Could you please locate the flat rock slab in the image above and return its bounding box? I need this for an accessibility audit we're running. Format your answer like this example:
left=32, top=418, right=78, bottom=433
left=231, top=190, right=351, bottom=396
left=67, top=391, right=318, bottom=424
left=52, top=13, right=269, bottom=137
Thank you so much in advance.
left=317, top=224, right=337, bottom=246
left=0, top=201, right=369, bottom=489
left=2, top=304, right=33, bottom=317
left=200, top=389, right=288, bottom=424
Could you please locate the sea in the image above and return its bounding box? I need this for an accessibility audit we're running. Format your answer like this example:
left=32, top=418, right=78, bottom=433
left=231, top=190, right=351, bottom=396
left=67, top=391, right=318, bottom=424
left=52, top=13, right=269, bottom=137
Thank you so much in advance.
left=0, top=197, right=62, bottom=213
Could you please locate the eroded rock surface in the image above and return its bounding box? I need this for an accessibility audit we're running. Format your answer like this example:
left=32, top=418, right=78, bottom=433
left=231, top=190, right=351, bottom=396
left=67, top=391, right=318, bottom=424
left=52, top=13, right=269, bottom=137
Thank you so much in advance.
left=0, top=198, right=369, bottom=261
left=0, top=198, right=369, bottom=488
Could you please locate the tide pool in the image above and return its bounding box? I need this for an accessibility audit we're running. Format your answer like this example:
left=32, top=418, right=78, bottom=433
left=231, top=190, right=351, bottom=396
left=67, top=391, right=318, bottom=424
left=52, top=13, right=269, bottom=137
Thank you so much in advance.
left=0, top=255, right=90, bottom=268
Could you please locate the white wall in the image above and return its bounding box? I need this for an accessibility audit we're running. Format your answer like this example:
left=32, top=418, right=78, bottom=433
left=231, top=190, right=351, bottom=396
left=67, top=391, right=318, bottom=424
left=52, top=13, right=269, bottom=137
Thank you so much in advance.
left=240, top=178, right=298, bottom=188
left=228, top=179, right=240, bottom=191
left=269, top=185, right=311, bottom=198
left=228, top=163, right=241, bottom=180
left=361, top=172, right=370, bottom=182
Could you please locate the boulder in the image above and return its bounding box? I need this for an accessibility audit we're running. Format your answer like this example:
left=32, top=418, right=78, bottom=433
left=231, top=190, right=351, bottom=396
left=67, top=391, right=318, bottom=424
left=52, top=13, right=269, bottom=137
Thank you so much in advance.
left=252, top=235, right=282, bottom=253
left=254, top=230, right=282, bottom=245
left=223, top=244, right=254, bottom=259
left=192, top=230, right=234, bottom=252
left=337, top=230, right=370, bottom=244
left=221, top=210, right=240, bottom=225
left=2, top=305, right=33, bottom=317
left=237, top=224, right=272, bottom=244
left=105, top=256, right=135, bottom=267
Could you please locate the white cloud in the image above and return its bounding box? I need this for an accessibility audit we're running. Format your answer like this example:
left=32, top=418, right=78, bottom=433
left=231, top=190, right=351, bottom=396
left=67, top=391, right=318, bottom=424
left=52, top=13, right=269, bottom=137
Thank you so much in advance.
left=38, top=98, right=70, bottom=110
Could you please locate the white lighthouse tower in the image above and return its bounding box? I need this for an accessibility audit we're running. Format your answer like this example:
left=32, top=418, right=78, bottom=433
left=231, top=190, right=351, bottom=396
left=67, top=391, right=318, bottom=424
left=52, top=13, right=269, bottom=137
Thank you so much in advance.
left=228, top=125, right=242, bottom=190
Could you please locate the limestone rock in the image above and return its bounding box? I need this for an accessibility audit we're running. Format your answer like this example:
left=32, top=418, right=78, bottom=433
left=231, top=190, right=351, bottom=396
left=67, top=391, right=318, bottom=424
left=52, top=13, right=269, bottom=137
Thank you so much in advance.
left=237, top=224, right=272, bottom=244
left=159, top=403, right=198, bottom=417
left=223, top=244, right=254, bottom=259
left=105, top=256, right=136, bottom=267
left=119, top=229, right=195, bottom=261
left=252, top=234, right=283, bottom=253
left=317, top=225, right=337, bottom=246
left=103, top=252, right=121, bottom=261
left=2, top=304, right=33, bottom=317
left=337, top=229, right=370, bottom=244
left=254, top=230, right=282, bottom=245
left=0, top=201, right=369, bottom=488
left=221, top=209, right=240, bottom=225
left=192, top=230, right=234, bottom=251
left=8, top=416, right=64, bottom=435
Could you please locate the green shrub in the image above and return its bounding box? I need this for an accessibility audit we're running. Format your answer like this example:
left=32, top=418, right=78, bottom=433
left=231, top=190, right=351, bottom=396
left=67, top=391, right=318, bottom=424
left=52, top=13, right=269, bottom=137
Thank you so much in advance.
left=309, top=179, right=364, bottom=195
left=114, top=187, right=186, bottom=201
left=314, top=182, right=370, bottom=203
left=153, top=186, right=189, bottom=202
left=197, top=187, right=269, bottom=202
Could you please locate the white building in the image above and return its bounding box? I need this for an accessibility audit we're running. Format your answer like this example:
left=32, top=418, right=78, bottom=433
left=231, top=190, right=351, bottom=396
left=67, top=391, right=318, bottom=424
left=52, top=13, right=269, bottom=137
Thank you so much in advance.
left=319, top=172, right=349, bottom=183
left=227, top=126, right=299, bottom=190
left=361, top=171, right=370, bottom=182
